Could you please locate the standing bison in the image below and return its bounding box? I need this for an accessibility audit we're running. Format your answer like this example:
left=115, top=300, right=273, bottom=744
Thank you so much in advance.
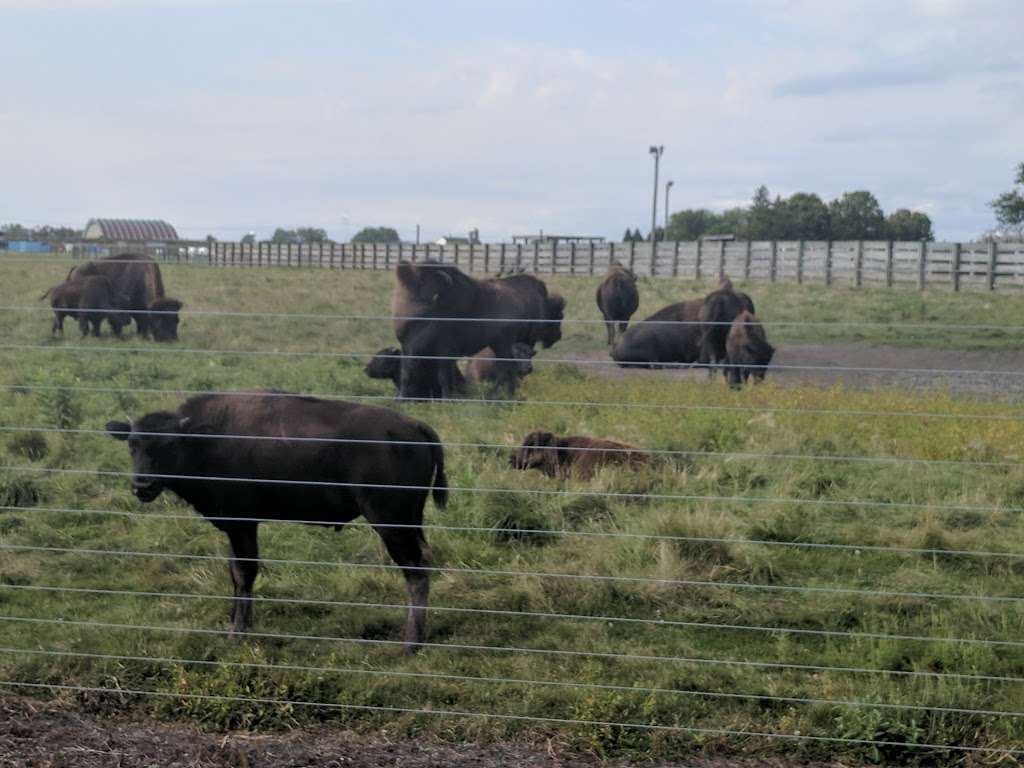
left=391, top=262, right=563, bottom=398
left=106, top=393, right=446, bottom=653
left=611, top=300, right=704, bottom=369
left=71, top=253, right=182, bottom=341
left=725, top=310, right=775, bottom=386
left=697, top=279, right=754, bottom=373
left=42, top=275, right=128, bottom=338
left=596, top=265, right=639, bottom=346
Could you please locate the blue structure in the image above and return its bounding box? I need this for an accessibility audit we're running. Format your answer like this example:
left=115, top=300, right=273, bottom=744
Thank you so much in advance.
left=5, top=240, right=52, bottom=253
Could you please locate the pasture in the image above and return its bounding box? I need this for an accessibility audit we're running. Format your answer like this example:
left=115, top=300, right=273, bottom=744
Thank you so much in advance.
left=3, top=258, right=1024, bottom=763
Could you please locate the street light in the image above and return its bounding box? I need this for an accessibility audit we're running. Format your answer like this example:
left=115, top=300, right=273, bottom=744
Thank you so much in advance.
left=649, top=145, right=664, bottom=243
left=664, top=180, right=674, bottom=238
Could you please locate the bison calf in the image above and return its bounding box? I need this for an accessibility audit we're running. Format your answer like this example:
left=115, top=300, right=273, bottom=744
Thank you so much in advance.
left=106, top=393, right=447, bottom=653
left=596, top=265, right=640, bottom=346
left=725, top=310, right=775, bottom=387
left=463, top=343, right=535, bottom=385
left=44, top=275, right=127, bottom=338
left=509, top=431, right=647, bottom=479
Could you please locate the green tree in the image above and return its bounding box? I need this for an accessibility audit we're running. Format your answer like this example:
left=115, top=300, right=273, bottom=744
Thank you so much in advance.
left=351, top=226, right=400, bottom=244
left=295, top=227, right=329, bottom=243
left=621, top=228, right=634, bottom=243
left=775, top=192, right=830, bottom=239
left=747, top=186, right=778, bottom=240
left=828, top=190, right=885, bottom=239
left=271, top=228, right=299, bottom=244
left=240, top=233, right=256, bottom=244
left=991, top=162, right=1024, bottom=235
left=885, top=209, right=933, bottom=241
left=705, top=207, right=749, bottom=238
left=666, top=209, right=716, bottom=240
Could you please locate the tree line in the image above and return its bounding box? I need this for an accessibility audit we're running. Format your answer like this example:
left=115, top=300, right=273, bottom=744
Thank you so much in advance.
left=627, top=187, right=936, bottom=243
left=0, top=223, right=83, bottom=240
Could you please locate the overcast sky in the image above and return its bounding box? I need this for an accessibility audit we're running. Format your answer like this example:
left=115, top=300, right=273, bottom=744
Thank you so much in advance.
left=1, top=0, right=1021, bottom=242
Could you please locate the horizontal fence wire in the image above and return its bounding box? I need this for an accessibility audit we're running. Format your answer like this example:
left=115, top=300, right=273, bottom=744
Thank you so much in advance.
left=5, top=614, right=1024, bottom=685
left=1, top=342, right=1020, bottom=376
left=3, top=680, right=1017, bottom=755
left=7, top=302, right=1024, bottom=331
left=2, top=464, right=1019, bottom=516
left=2, top=646, right=1020, bottom=720
left=7, top=503, right=1024, bottom=560
left=3, top=381, right=1021, bottom=421
left=1, top=424, right=1016, bottom=469
left=4, top=546, right=1023, bottom=620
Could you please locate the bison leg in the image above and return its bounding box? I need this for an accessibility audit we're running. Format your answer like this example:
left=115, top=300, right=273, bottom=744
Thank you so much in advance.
left=224, top=523, right=260, bottom=635
left=617, top=320, right=629, bottom=339
left=378, top=528, right=431, bottom=653
left=605, top=319, right=615, bottom=346
left=52, top=312, right=64, bottom=336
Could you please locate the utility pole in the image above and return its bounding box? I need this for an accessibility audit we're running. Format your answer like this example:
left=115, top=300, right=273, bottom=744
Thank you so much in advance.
left=649, top=145, right=664, bottom=243
left=664, top=180, right=674, bottom=238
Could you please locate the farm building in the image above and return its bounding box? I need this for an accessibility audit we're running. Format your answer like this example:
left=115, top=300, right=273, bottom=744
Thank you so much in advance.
left=82, top=218, right=179, bottom=242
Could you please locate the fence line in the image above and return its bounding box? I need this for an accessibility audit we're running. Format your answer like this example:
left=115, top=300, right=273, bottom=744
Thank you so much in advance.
left=8, top=503, right=1024, bottom=560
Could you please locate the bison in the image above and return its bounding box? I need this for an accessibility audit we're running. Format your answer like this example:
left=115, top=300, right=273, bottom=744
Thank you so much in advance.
left=610, top=300, right=704, bottom=369
left=463, top=343, right=535, bottom=385
left=697, top=279, right=755, bottom=373
left=364, top=346, right=465, bottom=397
left=596, top=265, right=639, bottom=346
left=391, top=262, right=563, bottom=398
left=105, top=393, right=447, bottom=653
left=725, top=310, right=775, bottom=387
left=42, top=275, right=128, bottom=338
left=509, top=431, right=647, bottom=479
left=71, top=254, right=182, bottom=341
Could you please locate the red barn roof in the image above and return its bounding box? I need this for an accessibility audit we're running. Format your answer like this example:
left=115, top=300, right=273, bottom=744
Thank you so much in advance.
left=83, top=219, right=178, bottom=241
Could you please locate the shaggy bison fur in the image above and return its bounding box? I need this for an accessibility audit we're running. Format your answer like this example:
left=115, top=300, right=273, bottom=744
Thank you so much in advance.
left=43, top=275, right=128, bottom=338
left=509, top=431, right=647, bottom=479
left=71, top=254, right=182, bottom=341
left=596, top=265, right=640, bottom=346
left=725, top=310, right=775, bottom=386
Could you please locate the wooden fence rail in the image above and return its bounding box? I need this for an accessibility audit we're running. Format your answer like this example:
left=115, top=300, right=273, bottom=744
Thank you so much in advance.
left=55, top=239, right=1024, bottom=291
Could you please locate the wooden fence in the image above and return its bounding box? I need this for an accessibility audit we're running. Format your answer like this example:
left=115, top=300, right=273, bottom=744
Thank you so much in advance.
left=86, top=239, right=1024, bottom=291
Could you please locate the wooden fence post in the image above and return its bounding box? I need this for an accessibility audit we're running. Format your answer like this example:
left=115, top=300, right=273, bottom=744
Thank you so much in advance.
left=516, top=243, right=523, bottom=270
left=988, top=240, right=998, bottom=291
left=854, top=240, right=863, bottom=288
left=628, top=240, right=636, bottom=272
left=885, top=241, right=894, bottom=288
left=796, top=240, right=805, bottom=285
left=917, top=241, right=926, bottom=290
left=651, top=240, right=658, bottom=277
left=695, top=239, right=703, bottom=280
left=499, top=243, right=506, bottom=273
left=743, top=241, right=752, bottom=281
left=609, top=242, right=615, bottom=269
left=533, top=241, right=539, bottom=272
left=825, top=241, right=833, bottom=286
left=769, top=241, right=777, bottom=283
left=484, top=243, right=491, bottom=273
left=570, top=242, right=577, bottom=275
left=672, top=241, right=680, bottom=277
left=952, top=242, right=961, bottom=292
left=551, top=242, right=557, bottom=275
left=718, top=240, right=726, bottom=280
left=589, top=241, right=595, bottom=274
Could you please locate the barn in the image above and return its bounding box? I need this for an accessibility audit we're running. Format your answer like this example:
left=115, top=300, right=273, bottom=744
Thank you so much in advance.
left=82, top=218, right=179, bottom=242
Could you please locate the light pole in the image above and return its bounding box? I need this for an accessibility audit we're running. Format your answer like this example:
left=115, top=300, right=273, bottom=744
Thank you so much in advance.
left=664, top=180, right=674, bottom=239
left=649, top=145, right=663, bottom=243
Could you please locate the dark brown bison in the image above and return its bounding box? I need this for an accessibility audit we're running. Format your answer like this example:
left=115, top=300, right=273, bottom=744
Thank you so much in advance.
left=697, top=279, right=755, bottom=372
left=42, top=275, right=128, bottom=338
left=463, top=343, right=535, bottom=385
left=71, top=254, right=182, bottom=341
left=596, top=265, right=639, bottom=346
left=509, top=431, right=648, bottom=479
left=391, top=262, right=563, bottom=398
left=105, top=393, right=446, bottom=653
left=610, top=300, right=704, bottom=369
left=725, top=310, right=775, bottom=387
left=364, top=347, right=465, bottom=396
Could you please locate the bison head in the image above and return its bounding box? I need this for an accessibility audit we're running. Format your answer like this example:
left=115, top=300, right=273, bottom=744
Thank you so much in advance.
left=365, top=347, right=402, bottom=386
left=106, top=412, right=213, bottom=502
left=510, top=342, right=536, bottom=378
left=509, top=431, right=562, bottom=476
left=749, top=341, right=775, bottom=382
left=538, top=294, right=565, bottom=349
left=148, top=298, right=183, bottom=342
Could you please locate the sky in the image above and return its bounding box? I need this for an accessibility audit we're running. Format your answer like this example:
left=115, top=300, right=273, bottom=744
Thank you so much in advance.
left=1, top=0, right=1021, bottom=242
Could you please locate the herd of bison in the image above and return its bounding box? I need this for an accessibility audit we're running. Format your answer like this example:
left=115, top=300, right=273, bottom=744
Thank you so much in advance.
left=39, top=254, right=775, bottom=652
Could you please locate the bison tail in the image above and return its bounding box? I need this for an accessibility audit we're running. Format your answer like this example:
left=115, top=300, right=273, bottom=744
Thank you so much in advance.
left=419, top=424, right=448, bottom=510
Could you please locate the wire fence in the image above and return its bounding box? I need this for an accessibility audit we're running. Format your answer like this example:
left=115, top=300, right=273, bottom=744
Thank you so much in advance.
left=3, top=255, right=1024, bottom=759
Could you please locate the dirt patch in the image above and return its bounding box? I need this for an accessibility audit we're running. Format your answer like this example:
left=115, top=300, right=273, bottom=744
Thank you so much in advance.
left=556, top=342, right=1024, bottom=399
left=0, top=695, right=854, bottom=768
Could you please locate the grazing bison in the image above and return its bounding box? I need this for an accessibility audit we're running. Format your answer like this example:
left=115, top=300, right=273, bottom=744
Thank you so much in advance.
left=391, top=262, right=563, bottom=398
left=42, top=275, right=127, bottom=338
left=725, top=310, right=775, bottom=387
left=463, top=342, right=535, bottom=385
left=596, top=265, right=639, bottom=346
left=610, top=300, right=704, bottom=369
left=105, top=393, right=446, bottom=652
left=697, top=279, right=755, bottom=372
left=71, top=254, right=182, bottom=341
left=510, top=431, right=647, bottom=479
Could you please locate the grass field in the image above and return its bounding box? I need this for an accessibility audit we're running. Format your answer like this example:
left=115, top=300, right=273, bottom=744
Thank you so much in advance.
left=3, top=259, right=1024, bottom=763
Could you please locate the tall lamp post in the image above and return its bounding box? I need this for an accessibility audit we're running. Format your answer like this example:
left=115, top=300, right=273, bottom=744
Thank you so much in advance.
left=664, top=180, right=674, bottom=239
left=649, top=145, right=663, bottom=243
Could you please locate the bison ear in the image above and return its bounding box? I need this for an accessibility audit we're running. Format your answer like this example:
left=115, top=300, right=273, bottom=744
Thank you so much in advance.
left=106, top=420, right=131, bottom=441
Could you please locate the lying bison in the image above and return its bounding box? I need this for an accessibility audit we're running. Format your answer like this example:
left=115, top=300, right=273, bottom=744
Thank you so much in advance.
left=42, top=275, right=128, bottom=338
left=725, top=310, right=775, bottom=386
left=71, top=254, right=182, bottom=341
left=391, top=262, right=563, bottom=398
left=596, top=265, right=639, bottom=346
left=698, top=279, right=755, bottom=372
left=510, top=431, right=648, bottom=479
left=106, top=393, right=447, bottom=652
left=611, top=300, right=703, bottom=369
